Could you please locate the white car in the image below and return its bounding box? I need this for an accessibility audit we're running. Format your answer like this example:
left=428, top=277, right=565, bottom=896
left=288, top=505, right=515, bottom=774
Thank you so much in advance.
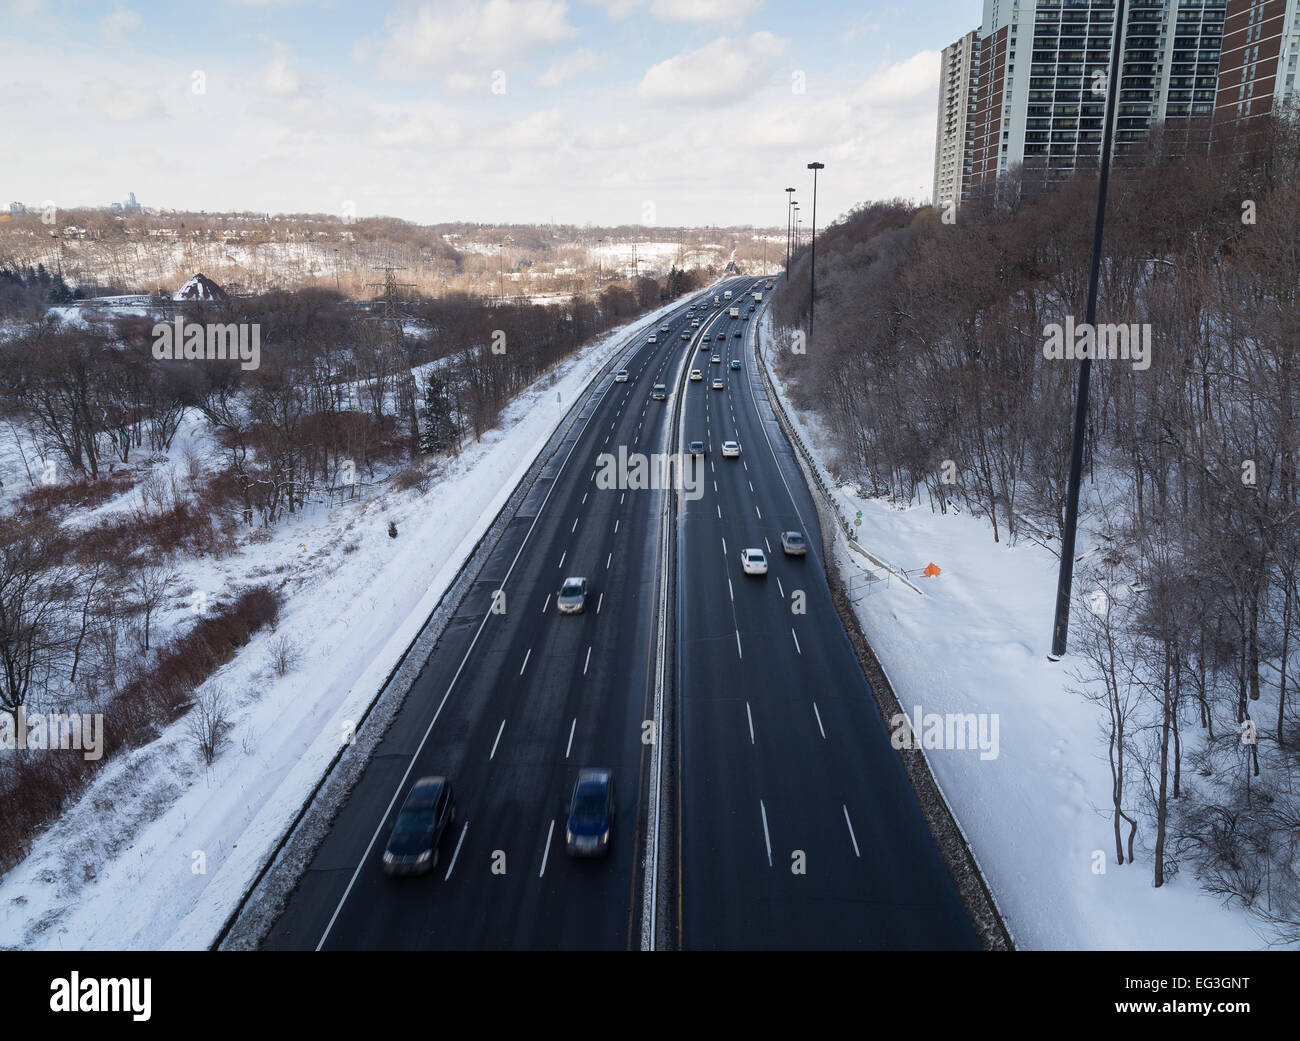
left=648, top=335, right=657, bottom=344
left=690, top=369, right=703, bottom=381
left=711, top=355, right=721, bottom=364
left=722, top=441, right=740, bottom=457
left=740, top=548, right=768, bottom=575
left=660, top=325, right=670, bottom=333
left=691, top=320, right=700, bottom=327
left=614, top=370, right=629, bottom=383
left=711, top=379, right=724, bottom=391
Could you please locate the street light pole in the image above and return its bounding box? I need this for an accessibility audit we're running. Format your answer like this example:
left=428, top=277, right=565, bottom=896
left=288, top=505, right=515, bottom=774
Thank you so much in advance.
left=784, top=187, right=795, bottom=278
left=1049, top=0, right=1127, bottom=661
left=807, top=161, right=824, bottom=341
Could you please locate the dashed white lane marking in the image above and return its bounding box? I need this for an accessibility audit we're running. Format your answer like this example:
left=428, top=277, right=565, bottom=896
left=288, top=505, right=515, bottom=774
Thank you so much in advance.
left=755, top=505, right=762, bottom=520
left=759, top=800, right=773, bottom=867
left=776, top=577, right=784, bottom=598
left=597, top=592, right=604, bottom=614
left=519, top=649, right=531, bottom=675
left=763, top=537, right=771, bottom=555
left=444, top=821, right=469, bottom=880
left=566, top=718, right=576, bottom=758
left=606, top=552, right=612, bottom=569
left=614, top=518, right=620, bottom=533
left=792, top=629, right=802, bottom=655
left=813, top=702, right=826, bottom=739
left=558, top=550, right=566, bottom=569
left=735, top=630, right=743, bottom=658
left=539, top=820, right=556, bottom=878
left=489, top=719, right=506, bottom=759
left=728, top=578, right=734, bottom=602
left=542, top=594, right=551, bottom=613
left=584, top=645, right=592, bottom=675
left=843, top=805, right=861, bottom=858
left=572, top=517, right=579, bottom=533
left=746, top=702, right=754, bottom=744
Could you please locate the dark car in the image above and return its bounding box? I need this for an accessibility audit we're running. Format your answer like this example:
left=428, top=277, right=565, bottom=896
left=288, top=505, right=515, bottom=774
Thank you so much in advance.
left=566, top=768, right=614, bottom=857
left=383, top=776, right=455, bottom=875
left=733, top=330, right=742, bottom=338
left=688, top=440, right=706, bottom=456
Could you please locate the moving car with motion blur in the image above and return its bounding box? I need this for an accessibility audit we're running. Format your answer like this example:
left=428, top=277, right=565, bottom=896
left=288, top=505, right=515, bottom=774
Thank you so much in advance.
left=383, top=777, right=456, bottom=875
left=566, top=768, right=614, bottom=857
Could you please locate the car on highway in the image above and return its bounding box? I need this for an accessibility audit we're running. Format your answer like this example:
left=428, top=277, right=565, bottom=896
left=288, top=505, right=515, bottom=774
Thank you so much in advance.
left=711, top=379, right=724, bottom=391
left=614, top=369, right=629, bottom=383
left=659, top=325, right=670, bottom=333
left=647, top=335, right=657, bottom=344
left=383, top=776, right=455, bottom=875
left=702, top=335, right=711, bottom=343
left=691, top=319, right=700, bottom=327
left=730, top=359, right=741, bottom=370
left=740, top=548, right=768, bottom=576
left=780, top=531, right=807, bottom=556
left=711, top=355, right=721, bottom=364
left=651, top=384, right=667, bottom=400
left=566, top=768, right=614, bottom=857
left=733, top=330, right=742, bottom=338
left=688, top=440, right=706, bottom=457
left=681, top=332, right=690, bottom=340
left=557, top=576, right=588, bottom=614
left=722, top=440, right=740, bottom=457
left=690, top=369, right=703, bottom=381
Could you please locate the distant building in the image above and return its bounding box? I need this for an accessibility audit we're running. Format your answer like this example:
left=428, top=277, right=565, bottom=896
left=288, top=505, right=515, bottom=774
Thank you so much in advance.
left=9, top=201, right=24, bottom=215
left=173, top=272, right=230, bottom=302
left=123, top=192, right=142, bottom=214
left=933, top=30, right=982, bottom=208
left=942, top=0, right=1300, bottom=206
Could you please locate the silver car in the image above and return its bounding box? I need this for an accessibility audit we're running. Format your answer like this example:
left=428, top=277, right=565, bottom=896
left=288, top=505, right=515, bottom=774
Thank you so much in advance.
left=557, top=576, right=588, bottom=614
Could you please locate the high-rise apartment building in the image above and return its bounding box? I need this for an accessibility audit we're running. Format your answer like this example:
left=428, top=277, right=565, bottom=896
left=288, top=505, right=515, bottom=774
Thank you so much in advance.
left=937, top=0, right=1300, bottom=206
left=934, top=30, right=983, bottom=207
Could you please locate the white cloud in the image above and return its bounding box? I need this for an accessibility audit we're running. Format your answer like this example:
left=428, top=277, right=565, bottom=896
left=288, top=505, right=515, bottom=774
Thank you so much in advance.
left=538, top=48, right=598, bottom=87
left=264, top=43, right=309, bottom=96
left=648, top=0, right=761, bottom=22
left=79, top=78, right=166, bottom=121
left=100, top=8, right=140, bottom=43
left=638, top=31, right=784, bottom=106
left=365, top=0, right=578, bottom=82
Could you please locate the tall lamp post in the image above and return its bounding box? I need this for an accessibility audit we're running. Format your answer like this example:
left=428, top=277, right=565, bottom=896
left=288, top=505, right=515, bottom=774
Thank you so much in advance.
left=784, top=187, right=796, bottom=277
left=1049, top=0, right=1126, bottom=660
left=807, top=161, right=824, bottom=341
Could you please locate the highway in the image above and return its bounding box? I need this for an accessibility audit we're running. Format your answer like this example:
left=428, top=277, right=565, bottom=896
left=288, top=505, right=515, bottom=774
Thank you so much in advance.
left=263, top=275, right=980, bottom=950
left=264, top=282, right=744, bottom=950
left=674, top=285, right=980, bottom=949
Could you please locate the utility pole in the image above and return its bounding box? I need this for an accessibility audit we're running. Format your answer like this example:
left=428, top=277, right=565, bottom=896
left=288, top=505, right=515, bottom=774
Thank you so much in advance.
left=784, top=187, right=795, bottom=277
left=807, top=161, right=824, bottom=341
left=1049, top=0, right=1127, bottom=661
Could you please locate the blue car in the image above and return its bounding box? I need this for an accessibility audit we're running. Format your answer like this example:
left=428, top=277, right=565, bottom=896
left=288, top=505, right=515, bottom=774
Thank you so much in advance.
left=566, top=768, right=614, bottom=857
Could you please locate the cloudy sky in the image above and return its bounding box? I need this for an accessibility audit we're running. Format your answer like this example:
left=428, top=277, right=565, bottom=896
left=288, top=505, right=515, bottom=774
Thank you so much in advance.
left=2, top=0, right=978, bottom=227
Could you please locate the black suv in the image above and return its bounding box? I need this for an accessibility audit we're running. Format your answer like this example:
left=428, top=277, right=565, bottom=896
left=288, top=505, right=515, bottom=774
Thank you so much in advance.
left=383, top=776, right=455, bottom=875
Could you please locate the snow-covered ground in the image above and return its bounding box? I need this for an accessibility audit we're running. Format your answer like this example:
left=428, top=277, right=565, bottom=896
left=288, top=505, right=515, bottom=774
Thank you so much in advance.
left=0, top=297, right=684, bottom=951
left=757, top=310, right=1269, bottom=951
